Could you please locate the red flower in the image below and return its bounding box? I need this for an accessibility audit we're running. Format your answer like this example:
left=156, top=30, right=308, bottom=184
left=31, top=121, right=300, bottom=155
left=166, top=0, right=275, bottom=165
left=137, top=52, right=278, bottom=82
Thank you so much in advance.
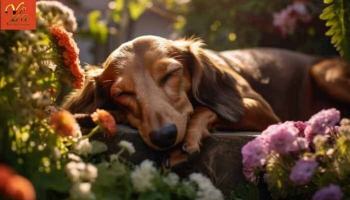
left=50, top=110, right=79, bottom=137
left=91, top=109, right=117, bottom=137
left=49, top=25, right=85, bottom=89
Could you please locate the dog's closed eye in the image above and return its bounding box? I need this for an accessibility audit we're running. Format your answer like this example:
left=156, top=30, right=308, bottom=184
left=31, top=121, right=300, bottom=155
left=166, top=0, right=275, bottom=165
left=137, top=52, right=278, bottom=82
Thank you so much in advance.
left=161, top=63, right=183, bottom=88
left=162, top=68, right=182, bottom=85
left=113, top=91, right=135, bottom=99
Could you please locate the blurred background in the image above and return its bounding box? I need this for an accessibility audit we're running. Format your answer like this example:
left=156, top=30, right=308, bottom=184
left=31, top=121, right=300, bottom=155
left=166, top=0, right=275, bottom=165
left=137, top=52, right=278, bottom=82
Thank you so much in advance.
left=60, top=0, right=338, bottom=65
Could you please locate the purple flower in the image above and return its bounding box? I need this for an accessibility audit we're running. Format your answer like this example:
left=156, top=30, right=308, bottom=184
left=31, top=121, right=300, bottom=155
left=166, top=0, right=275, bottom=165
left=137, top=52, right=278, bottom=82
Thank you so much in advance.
left=305, top=109, right=340, bottom=142
left=312, top=184, right=343, bottom=200
left=242, top=138, right=268, bottom=168
left=263, top=122, right=300, bottom=154
left=290, top=157, right=318, bottom=185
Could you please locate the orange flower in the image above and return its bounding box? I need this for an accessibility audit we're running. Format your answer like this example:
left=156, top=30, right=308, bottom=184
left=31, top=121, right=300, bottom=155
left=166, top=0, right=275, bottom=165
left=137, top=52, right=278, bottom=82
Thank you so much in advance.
left=0, top=164, right=36, bottom=200
left=50, top=110, right=80, bottom=137
left=49, top=25, right=85, bottom=89
left=91, top=109, right=117, bottom=136
left=4, top=175, right=36, bottom=200
left=0, top=164, right=14, bottom=191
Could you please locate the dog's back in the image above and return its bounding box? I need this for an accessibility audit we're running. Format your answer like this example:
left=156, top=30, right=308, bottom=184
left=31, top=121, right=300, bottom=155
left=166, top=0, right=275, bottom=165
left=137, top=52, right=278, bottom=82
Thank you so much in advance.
left=215, top=48, right=349, bottom=121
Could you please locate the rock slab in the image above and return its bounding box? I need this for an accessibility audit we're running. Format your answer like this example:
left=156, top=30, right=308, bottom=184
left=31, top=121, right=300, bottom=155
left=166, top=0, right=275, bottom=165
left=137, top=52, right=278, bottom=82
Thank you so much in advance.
left=92, top=125, right=258, bottom=195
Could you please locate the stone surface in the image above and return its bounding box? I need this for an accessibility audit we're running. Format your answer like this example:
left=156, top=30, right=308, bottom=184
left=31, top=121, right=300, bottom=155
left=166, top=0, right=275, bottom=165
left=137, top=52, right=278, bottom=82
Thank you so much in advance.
left=92, top=125, right=258, bottom=195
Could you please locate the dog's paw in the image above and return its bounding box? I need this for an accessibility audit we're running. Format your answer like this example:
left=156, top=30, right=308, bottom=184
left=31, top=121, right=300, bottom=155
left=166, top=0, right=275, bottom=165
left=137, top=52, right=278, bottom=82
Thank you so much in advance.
left=181, top=127, right=209, bottom=154
left=162, top=149, right=189, bottom=169
left=181, top=142, right=200, bottom=155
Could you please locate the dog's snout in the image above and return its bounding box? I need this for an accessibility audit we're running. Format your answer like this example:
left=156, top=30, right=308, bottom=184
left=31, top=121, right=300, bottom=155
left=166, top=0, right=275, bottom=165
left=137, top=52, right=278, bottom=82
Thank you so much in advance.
left=149, top=123, right=177, bottom=148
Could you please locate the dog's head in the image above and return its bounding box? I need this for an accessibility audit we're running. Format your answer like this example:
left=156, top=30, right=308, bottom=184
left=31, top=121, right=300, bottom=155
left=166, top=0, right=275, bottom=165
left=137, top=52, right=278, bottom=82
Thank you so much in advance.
left=63, top=36, right=243, bottom=150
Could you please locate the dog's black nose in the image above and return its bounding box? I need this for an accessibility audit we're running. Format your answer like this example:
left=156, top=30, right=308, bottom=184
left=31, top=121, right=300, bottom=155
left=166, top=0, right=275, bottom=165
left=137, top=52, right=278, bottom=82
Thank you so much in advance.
left=149, top=123, right=177, bottom=148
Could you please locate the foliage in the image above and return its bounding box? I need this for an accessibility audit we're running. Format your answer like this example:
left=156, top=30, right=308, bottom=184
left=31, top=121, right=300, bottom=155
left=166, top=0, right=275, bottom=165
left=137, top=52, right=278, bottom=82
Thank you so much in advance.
left=0, top=1, right=223, bottom=200
left=87, top=0, right=152, bottom=44
left=241, top=108, right=350, bottom=199
left=320, top=0, right=350, bottom=62
left=180, top=0, right=338, bottom=56
left=86, top=0, right=189, bottom=44
left=226, top=183, right=260, bottom=200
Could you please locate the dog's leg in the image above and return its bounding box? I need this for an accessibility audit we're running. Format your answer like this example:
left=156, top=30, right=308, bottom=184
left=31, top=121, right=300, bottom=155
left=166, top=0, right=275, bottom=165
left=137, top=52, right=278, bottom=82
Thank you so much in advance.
left=164, top=99, right=280, bottom=168
left=218, top=97, right=281, bottom=131
left=164, top=107, right=218, bottom=168
left=310, top=58, right=350, bottom=104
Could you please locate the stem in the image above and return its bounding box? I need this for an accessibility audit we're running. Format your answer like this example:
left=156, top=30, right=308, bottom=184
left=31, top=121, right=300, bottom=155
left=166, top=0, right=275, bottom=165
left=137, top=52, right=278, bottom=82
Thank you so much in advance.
left=115, top=149, right=125, bottom=158
left=81, top=126, right=100, bottom=140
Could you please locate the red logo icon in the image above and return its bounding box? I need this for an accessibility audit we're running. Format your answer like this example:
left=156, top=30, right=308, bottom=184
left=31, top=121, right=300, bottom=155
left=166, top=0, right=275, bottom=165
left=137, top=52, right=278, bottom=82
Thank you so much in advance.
left=1, top=0, right=36, bottom=30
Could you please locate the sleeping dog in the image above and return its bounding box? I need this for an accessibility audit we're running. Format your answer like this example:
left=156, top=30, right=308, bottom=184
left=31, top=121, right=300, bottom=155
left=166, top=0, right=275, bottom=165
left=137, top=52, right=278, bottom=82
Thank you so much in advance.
left=63, top=35, right=350, bottom=167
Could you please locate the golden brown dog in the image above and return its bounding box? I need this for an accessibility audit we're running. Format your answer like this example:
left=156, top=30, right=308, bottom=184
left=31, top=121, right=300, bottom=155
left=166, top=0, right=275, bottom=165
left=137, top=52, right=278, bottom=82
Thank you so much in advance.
left=63, top=35, right=350, bottom=167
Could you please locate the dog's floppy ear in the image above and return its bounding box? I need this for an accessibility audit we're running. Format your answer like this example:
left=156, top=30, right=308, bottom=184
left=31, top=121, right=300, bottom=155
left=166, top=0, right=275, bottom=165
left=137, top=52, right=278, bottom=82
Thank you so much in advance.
left=62, top=75, right=108, bottom=114
left=174, top=39, right=244, bottom=122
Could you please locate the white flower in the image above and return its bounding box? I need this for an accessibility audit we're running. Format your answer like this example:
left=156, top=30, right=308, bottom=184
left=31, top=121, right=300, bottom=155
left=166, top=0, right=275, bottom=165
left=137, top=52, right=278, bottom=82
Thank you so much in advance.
left=66, top=162, right=81, bottom=182
left=68, top=153, right=82, bottom=162
left=189, top=173, right=223, bottom=200
left=80, top=164, right=98, bottom=182
left=118, top=140, right=135, bottom=154
left=163, top=173, right=179, bottom=188
left=65, top=162, right=98, bottom=183
left=73, top=138, right=92, bottom=156
left=131, top=160, right=157, bottom=193
left=70, top=182, right=95, bottom=200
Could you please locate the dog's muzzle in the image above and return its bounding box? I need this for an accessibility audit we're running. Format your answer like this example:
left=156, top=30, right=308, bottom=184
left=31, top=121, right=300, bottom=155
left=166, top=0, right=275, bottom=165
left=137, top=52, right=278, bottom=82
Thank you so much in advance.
left=149, top=123, right=177, bottom=148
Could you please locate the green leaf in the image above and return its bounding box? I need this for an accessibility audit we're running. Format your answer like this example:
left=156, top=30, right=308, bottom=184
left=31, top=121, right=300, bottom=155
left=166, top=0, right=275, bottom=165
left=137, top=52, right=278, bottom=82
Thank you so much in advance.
left=32, top=169, right=70, bottom=193
left=112, top=0, right=124, bottom=23
left=88, top=10, right=101, bottom=33
left=88, top=10, right=109, bottom=43
left=320, top=0, right=350, bottom=62
left=90, top=140, right=108, bottom=155
left=324, top=0, right=334, bottom=4
left=128, top=0, right=150, bottom=20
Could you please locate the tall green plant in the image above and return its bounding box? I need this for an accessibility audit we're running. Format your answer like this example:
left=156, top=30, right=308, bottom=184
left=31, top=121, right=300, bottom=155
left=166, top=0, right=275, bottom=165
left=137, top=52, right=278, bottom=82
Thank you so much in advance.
left=320, top=0, right=350, bottom=62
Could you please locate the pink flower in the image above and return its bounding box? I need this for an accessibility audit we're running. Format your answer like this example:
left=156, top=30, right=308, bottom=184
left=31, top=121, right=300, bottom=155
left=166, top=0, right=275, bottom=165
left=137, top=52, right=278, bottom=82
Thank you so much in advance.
left=290, top=157, right=318, bottom=185
left=242, top=167, right=258, bottom=184
left=242, top=138, right=268, bottom=168
left=296, top=137, right=308, bottom=150
left=263, top=122, right=300, bottom=154
left=91, top=109, right=117, bottom=137
left=294, top=121, right=307, bottom=137
left=273, top=6, right=297, bottom=37
left=312, top=184, right=343, bottom=200
left=305, top=109, right=340, bottom=142
left=273, top=2, right=311, bottom=37
left=292, top=2, right=311, bottom=22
